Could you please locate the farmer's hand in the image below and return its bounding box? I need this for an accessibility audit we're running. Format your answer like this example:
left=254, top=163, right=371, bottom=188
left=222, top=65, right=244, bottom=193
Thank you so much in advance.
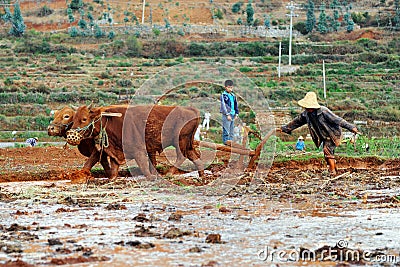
left=352, top=127, right=361, bottom=135
left=275, top=128, right=282, bottom=133
left=227, top=114, right=232, bottom=121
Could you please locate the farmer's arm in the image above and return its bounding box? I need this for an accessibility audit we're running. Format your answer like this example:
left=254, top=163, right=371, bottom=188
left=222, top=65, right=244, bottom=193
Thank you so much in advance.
left=323, top=108, right=359, bottom=134
left=281, top=113, right=307, bottom=134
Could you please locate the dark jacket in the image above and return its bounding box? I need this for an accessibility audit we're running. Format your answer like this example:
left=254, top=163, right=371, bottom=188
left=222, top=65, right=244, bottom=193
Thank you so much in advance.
left=220, top=91, right=239, bottom=116
left=281, top=106, right=356, bottom=147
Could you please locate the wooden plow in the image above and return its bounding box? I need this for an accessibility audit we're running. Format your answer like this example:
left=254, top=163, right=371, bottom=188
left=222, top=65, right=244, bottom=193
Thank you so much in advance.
left=194, top=129, right=275, bottom=170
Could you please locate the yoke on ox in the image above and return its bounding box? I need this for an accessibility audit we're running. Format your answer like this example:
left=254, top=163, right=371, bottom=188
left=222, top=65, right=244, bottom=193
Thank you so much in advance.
left=66, top=104, right=204, bottom=179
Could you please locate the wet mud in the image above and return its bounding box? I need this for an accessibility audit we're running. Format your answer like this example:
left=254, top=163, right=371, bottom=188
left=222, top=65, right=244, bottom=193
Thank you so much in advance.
left=0, top=147, right=399, bottom=266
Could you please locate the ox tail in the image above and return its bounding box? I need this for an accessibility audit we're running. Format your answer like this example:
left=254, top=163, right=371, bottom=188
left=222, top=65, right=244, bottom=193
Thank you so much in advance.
left=184, top=108, right=201, bottom=157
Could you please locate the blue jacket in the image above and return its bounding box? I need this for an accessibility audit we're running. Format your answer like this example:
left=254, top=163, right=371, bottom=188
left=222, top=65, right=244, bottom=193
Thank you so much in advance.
left=220, top=91, right=239, bottom=116
left=26, top=138, right=38, bottom=147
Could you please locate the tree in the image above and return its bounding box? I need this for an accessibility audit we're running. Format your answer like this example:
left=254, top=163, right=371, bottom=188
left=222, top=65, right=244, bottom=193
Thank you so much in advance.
left=94, top=24, right=105, bottom=38
left=87, top=12, right=94, bottom=27
left=394, top=0, right=400, bottom=30
left=108, top=31, right=115, bottom=39
left=344, top=11, right=354, bottom=32
left=69, top=26, right=79, bottom=37
left=246, top=0, right=254, bottom=26
left=78, top=19, right=87, bottom=29
left=2, top=3, right=26, bottom=37
left=264, top=15, right=270, bottom=29
left=67, top=8, right=75, bottom=23
left=232, top=2, right=243, bottom=13
left=305, top=0, right=316, bottom=33
left=317, top=3, right=328, bottom=34
left=69, top=0, right=83, bottom=10
left=330, top=0, right=341, bottom=31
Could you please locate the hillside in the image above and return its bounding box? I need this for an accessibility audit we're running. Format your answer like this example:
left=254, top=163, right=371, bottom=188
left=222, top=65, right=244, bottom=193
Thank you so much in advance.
left=0, top=0, right=399, bottom=141
left=3, top=0, right=398, bottom=32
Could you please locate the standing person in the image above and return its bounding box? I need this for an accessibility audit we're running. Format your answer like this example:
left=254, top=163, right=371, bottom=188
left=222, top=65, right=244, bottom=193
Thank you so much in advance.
left=220, top=80, right=239, bottom=145
left=194, top=125, right=201, bottom=141
left=26, top=137, right=39, bottom=147
left=233, top=123, right=242, bottom=143
left=295, top=136, right=305, bottom=151
left=278, top=92, right=359, bottom=176
left=12, top=131, right=17, bottom=141
left=202, top=111, right=211, bottom=130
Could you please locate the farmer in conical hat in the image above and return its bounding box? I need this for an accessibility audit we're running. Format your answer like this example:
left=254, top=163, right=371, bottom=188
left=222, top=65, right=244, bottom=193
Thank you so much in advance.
left=278, top=92, right=360, bottom=176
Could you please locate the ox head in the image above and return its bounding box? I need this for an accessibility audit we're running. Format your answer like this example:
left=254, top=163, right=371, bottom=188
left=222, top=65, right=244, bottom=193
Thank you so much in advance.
left=66, top=105, right=102, bottom=146
left=47, top=106, right=75, bottom=137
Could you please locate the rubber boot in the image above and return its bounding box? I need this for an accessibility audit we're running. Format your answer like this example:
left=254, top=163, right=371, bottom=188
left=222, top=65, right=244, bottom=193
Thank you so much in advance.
left=326, top=158, right=337, bottom=176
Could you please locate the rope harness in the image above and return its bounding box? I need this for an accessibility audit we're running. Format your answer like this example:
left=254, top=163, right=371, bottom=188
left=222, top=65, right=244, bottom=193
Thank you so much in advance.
left=66, top=115, right=109, bottom=149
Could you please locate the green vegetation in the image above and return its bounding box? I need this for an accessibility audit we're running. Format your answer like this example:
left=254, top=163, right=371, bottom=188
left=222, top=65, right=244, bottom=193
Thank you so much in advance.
left=0, top=27, right=398, bottom=149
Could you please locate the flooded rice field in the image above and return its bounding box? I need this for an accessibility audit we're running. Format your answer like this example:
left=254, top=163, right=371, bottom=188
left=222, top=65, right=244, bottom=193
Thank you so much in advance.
left=0, top=147, right=399, bottom=266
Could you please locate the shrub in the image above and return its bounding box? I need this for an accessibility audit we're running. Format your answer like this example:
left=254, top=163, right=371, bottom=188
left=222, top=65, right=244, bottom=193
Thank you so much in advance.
left=117, top=79, right=132, bottom=87
left=239, top=66, right=252, bottom=72
left=37, top=5, right=53, bottom=17
left=4, top=77, right=13, bottom=86
left=294, top=21, right=308, bottom=35
left=126, top=36, right=142, bottom=56
left=188, top=43, right=206, bottom=56
left=232, top=2, right=243, bottom=13
left=108, top=31, right=115, bottom=39
left=69, top=27, right=79, bottom=37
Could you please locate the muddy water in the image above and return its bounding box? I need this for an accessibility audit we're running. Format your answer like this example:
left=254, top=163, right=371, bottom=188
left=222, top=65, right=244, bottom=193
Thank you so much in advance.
left=0, top=180, right=399, bottom=266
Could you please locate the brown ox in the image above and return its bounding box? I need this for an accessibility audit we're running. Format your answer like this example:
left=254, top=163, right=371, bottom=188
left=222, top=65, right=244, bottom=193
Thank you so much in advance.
left=47, top=106, right=112, bottom=176
left=66, top=105, right=204, bottom=179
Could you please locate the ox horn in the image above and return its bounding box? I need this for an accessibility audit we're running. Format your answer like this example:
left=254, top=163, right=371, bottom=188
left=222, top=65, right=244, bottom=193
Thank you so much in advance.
left=87, top=103, right=93, bottom=110
left=101, top=112, right=122, bottom=117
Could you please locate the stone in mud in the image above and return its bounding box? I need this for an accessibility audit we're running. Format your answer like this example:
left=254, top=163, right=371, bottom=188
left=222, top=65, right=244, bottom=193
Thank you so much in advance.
left=205, top=234, right=225, bottom=244
left=48, top=238, right=63, bottom=246
left=0, top=259, right=34, bottom=267
left=218, top=207, right=231, bottom=213
left=126, top=240, right=155, bottom=249
left=188, top=246, right=203, bottom=253
left=6, top=223, right=28, bottom=231
left=201, top=260, right=219, bottom=266
left=0, top=242, right=23, bottom=253
left=162, top=227, right=191, bottom=239
left=133, top=225, right=161, bottom=237
left=168, top=212, right=183, bottom=221
left=105, top=203, right=127, bottom=210
left=133, top=213, right=149, bottom=222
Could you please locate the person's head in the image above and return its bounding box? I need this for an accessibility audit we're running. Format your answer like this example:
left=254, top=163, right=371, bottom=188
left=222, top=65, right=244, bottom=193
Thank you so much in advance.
left=297, top=92, right=321, bottom=112
left=224, top=80, right=234, bottom=92
left=298, top=136, right=304, bottom=141
left=34, top=137, right=39, bottom=141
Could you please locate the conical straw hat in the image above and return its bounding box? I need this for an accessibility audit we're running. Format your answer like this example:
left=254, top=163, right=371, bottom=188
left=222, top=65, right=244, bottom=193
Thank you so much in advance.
left=298, top=136, right=304, bottom=140
left=298, top=92, right=321, bottom=109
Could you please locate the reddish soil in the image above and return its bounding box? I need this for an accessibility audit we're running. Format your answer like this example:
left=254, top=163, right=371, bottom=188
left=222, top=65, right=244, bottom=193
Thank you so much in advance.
left=1, top=146, right=398, bottom=184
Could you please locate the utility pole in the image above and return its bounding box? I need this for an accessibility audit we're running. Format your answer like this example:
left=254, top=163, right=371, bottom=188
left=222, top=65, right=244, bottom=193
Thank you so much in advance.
left=278, top=42, right=282, bottom=78
left=142, top=0, right=146, bottom=24
left=286, top=1, right=298, bottom=66
left=323, top=60, right=326, bottom=100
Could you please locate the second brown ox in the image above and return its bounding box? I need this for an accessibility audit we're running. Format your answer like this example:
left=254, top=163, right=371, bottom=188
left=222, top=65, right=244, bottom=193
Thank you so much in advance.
left=66, top=104, right=204, bottom=179
left=47, top=106, right=112, bottom=177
